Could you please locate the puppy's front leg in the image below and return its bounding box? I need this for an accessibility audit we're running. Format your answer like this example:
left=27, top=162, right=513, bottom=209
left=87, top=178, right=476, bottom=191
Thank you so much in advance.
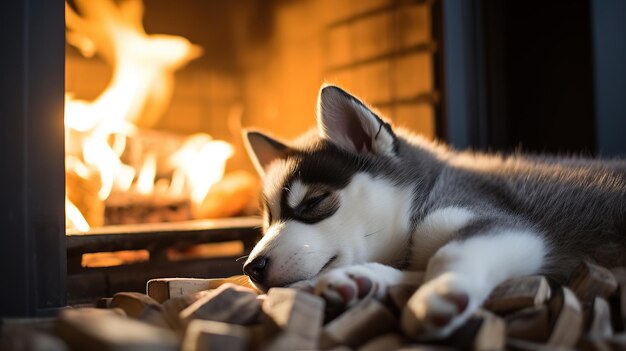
left=402, top=229, right=547, bottom=339
left=305, top=263, right=422, bottom=312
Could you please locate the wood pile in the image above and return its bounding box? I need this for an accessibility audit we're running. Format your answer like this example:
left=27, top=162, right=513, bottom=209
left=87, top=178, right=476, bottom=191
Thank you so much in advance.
left=2, top=261, right=626, bottom=350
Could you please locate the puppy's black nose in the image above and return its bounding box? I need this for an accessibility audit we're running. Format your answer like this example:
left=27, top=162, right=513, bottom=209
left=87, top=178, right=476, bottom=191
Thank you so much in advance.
left=243, top=256, right=268, bottom=283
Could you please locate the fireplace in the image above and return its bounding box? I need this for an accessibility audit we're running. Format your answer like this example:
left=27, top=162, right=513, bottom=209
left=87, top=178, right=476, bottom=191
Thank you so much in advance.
left=1, top=0, right=625, bottom=318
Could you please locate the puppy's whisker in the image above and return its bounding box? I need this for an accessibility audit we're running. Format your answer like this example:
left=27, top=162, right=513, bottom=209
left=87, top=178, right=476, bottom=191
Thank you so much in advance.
left=235, top=255, right=249, bottom=262
left=364, top=229, right=382, bottom=238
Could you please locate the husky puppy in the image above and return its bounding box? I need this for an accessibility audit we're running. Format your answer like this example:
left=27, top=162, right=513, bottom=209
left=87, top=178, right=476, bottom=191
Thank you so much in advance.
left=242, top=85, right=626, bottom=338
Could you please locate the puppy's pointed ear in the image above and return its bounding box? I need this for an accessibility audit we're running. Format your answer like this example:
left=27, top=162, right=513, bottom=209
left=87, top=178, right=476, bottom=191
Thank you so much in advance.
left=243, top=130, right=291, bottom=177
left=317, top=85, right=397, bottom=156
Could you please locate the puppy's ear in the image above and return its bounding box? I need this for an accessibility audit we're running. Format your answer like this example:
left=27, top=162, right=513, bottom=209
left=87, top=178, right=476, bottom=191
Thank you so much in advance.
left=317, top=85, right=397, bottom=156
left=243, top=130, right=291, bottom=177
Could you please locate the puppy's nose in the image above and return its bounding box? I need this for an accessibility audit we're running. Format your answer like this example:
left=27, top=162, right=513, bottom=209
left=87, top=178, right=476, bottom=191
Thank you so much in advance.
left=243, top=256, right=268, bottom=283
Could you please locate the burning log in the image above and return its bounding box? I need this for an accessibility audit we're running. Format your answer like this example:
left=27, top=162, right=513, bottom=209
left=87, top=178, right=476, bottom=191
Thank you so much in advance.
left=104, top=192, right=192, bottom=225
left=103, top=170, right=259, bottom=225
left=192, top=170, right=260, bottom=219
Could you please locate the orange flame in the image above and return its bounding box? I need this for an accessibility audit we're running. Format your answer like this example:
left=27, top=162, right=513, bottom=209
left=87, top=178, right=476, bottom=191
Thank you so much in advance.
left=64, top=0, right=233, bottom=230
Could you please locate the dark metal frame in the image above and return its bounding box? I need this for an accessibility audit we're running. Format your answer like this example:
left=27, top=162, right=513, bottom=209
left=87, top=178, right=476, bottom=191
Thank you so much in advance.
left=439, top=0, right=489, bottom=149
left=0, top=0, right=66, bottom=316
left=66, top=217, right=262, bottom=304
left=591, top=0, right=626, bottom=156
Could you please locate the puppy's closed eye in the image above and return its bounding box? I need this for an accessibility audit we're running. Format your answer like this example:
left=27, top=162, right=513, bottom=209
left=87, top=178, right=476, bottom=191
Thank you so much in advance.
left=294, top=191, right=339, bottom=223
left=301, top=192, right=330, bottom=211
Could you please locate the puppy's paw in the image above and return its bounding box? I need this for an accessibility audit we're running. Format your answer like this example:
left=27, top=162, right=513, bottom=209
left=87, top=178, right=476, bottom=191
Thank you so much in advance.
left=313, top=265, right=386, bottom=313
left=401, top=273, right=478, bottom=339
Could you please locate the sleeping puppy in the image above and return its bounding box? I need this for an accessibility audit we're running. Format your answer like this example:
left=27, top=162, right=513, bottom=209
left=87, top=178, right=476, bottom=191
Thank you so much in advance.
left=242, top=84, right=626, bottom=338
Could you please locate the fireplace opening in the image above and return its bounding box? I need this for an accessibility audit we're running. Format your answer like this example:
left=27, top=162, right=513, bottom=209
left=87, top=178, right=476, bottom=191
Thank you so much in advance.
left=64, top=0, right=439, bottom=232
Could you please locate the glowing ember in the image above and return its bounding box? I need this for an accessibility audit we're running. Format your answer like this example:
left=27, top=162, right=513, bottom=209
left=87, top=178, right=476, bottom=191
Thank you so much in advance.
left=64, top=0, right=234, bottom=230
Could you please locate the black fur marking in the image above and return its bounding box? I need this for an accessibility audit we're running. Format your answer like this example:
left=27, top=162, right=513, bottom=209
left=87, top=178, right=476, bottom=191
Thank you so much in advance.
left=275, top=143, right=361, bottom=224
left=374, top=121, right=383, bottom=139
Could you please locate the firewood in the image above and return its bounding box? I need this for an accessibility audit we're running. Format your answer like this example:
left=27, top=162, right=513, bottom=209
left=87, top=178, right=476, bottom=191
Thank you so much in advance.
left=505, top=306, right=549, bottom=342
left=181, top=320, right=249, bottom=351
left=324, top=299, right=397, bottom=349
left=507, top=338, right=561, bottom=351
left=161, top=291, right=211, bottom=331
left=147, top=275, right=260, bottom=303
left=444, top=309, right=505, bottom=351
left=484, top=275, right=550, bottom=313
left=388, top=284, right=419, bottom=311
left=261, top=288, right=325, bottom=350
left=606, top=334, right=626, bottom=349
left=110, top=292, right=161, bottom=318
left=611, top=267, right=626, bottom=327
left=147, top=278, right=225, bottom=303
left=568, top=261, right=618, bottom=304
left=56, top=308, right=178, bottom=351
left=222, top=274, right=261, bottom=293
left=0, top=325, right=69, bottom=351
left=472, top=310, right=506, bottom=351
left=578, top=334, right=626, bottom=351
left=180, top=283, right=261, bottom=326
left=588, top=297, right=613, bottom=338
left=547, top=287, right=583, bottom=348
left=110, top=292, right=168, bottom=328
left=96, top=297, right=112, bottom=308
left=395, top=346, right=458, bottom=351
left=357, top=333, right=404, bottom=351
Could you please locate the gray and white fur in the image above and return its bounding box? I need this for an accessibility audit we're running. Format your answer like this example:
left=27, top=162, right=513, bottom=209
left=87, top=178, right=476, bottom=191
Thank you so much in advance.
left=243, top=85, right=626, bottom=338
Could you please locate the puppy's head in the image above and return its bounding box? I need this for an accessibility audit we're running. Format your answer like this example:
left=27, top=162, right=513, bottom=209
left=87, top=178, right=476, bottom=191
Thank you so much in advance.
left=242, top=85, right=400, bottom=290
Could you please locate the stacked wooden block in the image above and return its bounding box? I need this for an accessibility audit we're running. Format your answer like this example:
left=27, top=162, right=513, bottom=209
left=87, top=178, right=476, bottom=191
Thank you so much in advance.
left=2, top=261, right=626, bottom=350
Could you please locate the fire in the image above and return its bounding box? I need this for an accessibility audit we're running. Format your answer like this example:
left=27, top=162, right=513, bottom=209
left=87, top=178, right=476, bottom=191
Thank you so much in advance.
left=170, top=135, right=235, bottom=204
left=64, top=0, right=234, bottom=231
left=135, top=153, right=157, bottom=195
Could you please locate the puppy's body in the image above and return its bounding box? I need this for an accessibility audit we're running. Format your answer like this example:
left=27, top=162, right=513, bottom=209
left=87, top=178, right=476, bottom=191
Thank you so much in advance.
left=243, top=85, right=626, bottom=338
